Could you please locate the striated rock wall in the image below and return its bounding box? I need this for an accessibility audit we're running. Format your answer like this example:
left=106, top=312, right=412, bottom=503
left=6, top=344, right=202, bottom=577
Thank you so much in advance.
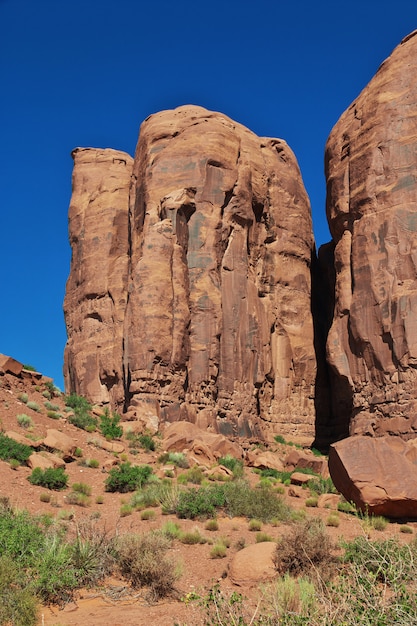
left=64, top=106, right=317, bottom=441
left=64, top=148, right=133, bottom=407
left=324, top=30, right=417, bottom=440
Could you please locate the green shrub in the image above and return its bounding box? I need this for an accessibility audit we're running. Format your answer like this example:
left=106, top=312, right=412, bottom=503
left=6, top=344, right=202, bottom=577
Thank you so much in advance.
left=326, top=514, right=340, bottom=527
left=274, top=434, right=286, bottom=444
left=176, top=484, right=226, bottom=519
left=44, top=401, right=60, bottom=412
left=28, top=467, right=69, bottom=490
left=179, top=529, right=204, bottom=544
left=217, top=454, right=244, bottom=478
left=140, top=509, right=156, bottom=521
left=337, top=500, right=356, bottom=514
left=17, top=413, right=33, bottom=429
left=99, top=408, right=123, bottom=440
left=248, top=519, right=262, bottom=531
left=158, top=452, right=189, bottom=468
left=205, top=519, right=219, bottom=531
left=370, top=515, right=388, bottom=531
left=138, top=434, right=156, bottom=451
left=18, top=392, right=28, bottom=403
left=161, top=520, right=182, bottom=539
left=66, top=492, right=90, bottom=507
left=95, top=495, right=104, bottom=504
left=307, top=476, right=337, bottom=495
left=400, top=525, right=413, bottom=534
left=105, top=463, right=153, bottom=493
left=115, top=531, right=179, bottom=599
left=23, top=364, right=37, bottom=371
left=0, top=433, right=32, bottom=464
left=72, top=482, right=91, bottom=496
left=47, top=410, right=61, bottom=420
left=210, top=542, right=227, bottom=558
left=86, top=458, right=99, bottom=468
left=26, top=401, right=40, bottom=412
left=65, top=394, right=97, bottom=432
left=120, top=504, right=133, bottom=517
left=42, top=390, right=51, bottom=399
left=223, top=480, right=292, bottom=522
left=305, top=496, right=318, bottom=507
left=0, top=555, right=38, bottom=626
left=256, top=532, right=274, bottom=543
left=39, top=492, right=51, bottom=503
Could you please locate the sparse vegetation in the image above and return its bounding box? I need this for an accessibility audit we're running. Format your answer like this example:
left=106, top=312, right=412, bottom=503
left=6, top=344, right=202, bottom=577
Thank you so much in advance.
left=158, top=451, right=189, bottom=468
left=99, top=408, right=123, bottom=440
left=28, top=467, right=69, bottom=490
left=217, top=454, right=244, bottom=478
left=115, top=531, right=180, bottom=599
left=105, top=463, right=153, bottom=493
left=26, top=401, right=40, bottom=412
left=16, top=413, right=33, bottom=429
left=18, top=392, right=28, bottom=403
left=0, top=433, right=32, bottom=464
left=65, top=393, right=97, bottom=432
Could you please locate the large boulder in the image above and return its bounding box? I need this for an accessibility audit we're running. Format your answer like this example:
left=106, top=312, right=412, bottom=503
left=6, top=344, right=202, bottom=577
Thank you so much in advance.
left=321, top=30, right=417, bottom=442
left=229, top=542, right=277, bottom=586
left=162, top=420, right=243, bottom=464
left=329, top=435, right=417, bottom=518
left=64, top=105, right=317, bottom=442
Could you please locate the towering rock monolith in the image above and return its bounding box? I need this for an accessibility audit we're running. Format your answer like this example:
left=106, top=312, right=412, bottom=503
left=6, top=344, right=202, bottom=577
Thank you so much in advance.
left=64, top=106, right=317, bottom=442
left=323, top=30, right=417, bottom=441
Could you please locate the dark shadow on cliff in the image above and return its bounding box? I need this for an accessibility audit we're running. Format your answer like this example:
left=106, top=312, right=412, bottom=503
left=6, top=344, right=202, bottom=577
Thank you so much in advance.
left=311, top=241, right=352, bottom=452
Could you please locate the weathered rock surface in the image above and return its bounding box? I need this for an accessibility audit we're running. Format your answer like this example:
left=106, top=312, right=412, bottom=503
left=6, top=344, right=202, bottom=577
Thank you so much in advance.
left=64, top=105, right=316, bottom=442
left=64, top=148, right=134, bottom=408
left=43, top=429, right=76, bottom=460
left=162, top=420, right=243, bottom=464
left=229, top=542, right=277, bottom=586
left=323, top=31, right=417, bottom=441
left=329, top=435, right=417, bottom=518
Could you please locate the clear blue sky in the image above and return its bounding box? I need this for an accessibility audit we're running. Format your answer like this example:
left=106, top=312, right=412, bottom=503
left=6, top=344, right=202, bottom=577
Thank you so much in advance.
left=1, top=0, right=417, bottom=389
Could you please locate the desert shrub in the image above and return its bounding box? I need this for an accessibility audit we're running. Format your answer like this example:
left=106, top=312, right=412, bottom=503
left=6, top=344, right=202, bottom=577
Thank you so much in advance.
left=205, top=519, right=219, bottom=531
left=184, top=466, right=205, bottom=484
left=72, top=482, right=92, bottom=496
left=337, top=499, right=356, bottom=514
left=0, top=508, right=45, bottom=564
left=44, top=380, right=61, bottom=397
left=85, top=458, right=99, bottom=468
left=307, top=476, right=337, bottom=495
left=105, top=463, right=152, bottom=493
left=23, top=364, right=37, bottom=371
left=65, top=393, right=97, bottom=432
left=305, top=496, right=318, bottom=507
left=274, top=434, right=286, bottom=444
left=39, top=492, right=51, bottom=503
left=120, top=504, right=133, bottom=517
left=326, top=514, right=340, bottom=527
left=67, top=492, right=90, bottom=507
left=17, top=413, right=33, bottom=429
left=44, top=401, right=60, bottom=412
left=28, top=467, right=69, bottom=490
left=18, top=392, right=28, bottom=403
left=0, top=555, right=38, bottom=626
left=210, top=542, right=227, bottom=559
left=260, top=574, right=318, bottom=623
left=256, top=532, right=274, bottom=543
left=161, top=520, right=182, bottom=539
left=179, top=529, right=204, bottom=544
left=0, top=433, right=32, bottom=464
left=260, top=468, right=293, bottom=483
left=115, top=531, right=179, bottom=599
left=400, top=525, right=413, bottom=534
left=158, top=451, right=189, bottom=468
left=223, top=480, right=292, bottom=522
left=140, top=509, right=156, bottom=521
left=138, top=434, right=156, bottom=451
left=217, top=454, right=244, bottom=478
left=370, top=515, right=388, bottom=531
left=26, top=401, right=40, bottom=412
left=273, top=518, right=336, bottom=580
left=42, top=390, right=51, bottom=399
left=176, top=484, right=226, bottom=519
left=248, top=518, right=262, bottom=531
left=99, top=408, right=123, bottom=440
left=46, top=410, right=61, bottom=420
left=95, top=495, right=104, bottom=504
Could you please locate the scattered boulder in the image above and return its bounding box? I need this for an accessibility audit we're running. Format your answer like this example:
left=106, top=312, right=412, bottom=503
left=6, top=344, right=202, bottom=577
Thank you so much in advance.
left=329, top=435, right=417, bottom=518
left=162, top=421, right=243, bottom=461
left=4, top=430, right=41, bottom=449
left=0, top=354, right=23, bottom=377
left=246, top=449, right=284, bottom=471
left=28, top=452, right=66, bottom=470
left=318, top=494, right=340, bottom=510
left=92, top=437, right=125, bottom=454
left=290, top=472, right=312, bottom=486
left=284, top=449, right=327, bottom=476
left=43, top=429, right=77, bottom=461
left=229, top=542, right=277, bottom=586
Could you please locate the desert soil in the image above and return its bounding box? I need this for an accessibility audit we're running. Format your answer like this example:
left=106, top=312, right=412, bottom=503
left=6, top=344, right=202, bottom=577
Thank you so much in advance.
left=0, top=371, right=414, bottom=626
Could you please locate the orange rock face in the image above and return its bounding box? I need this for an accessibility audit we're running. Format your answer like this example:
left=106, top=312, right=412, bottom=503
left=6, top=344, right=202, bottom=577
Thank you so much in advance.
left=64, top=106, right=316, bottom=441
left=323, top=31, right=417, bottom=440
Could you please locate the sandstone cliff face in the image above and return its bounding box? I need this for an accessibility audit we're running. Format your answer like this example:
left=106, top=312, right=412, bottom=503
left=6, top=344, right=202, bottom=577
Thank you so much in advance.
left=64, top=148, right=133, bottom=407
left=324, top=30, right=417, bottom=440
left=64, top=106, right=316, bottom=441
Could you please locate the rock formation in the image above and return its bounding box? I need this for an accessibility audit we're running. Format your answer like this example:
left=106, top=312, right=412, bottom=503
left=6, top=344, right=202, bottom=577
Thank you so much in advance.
left=329, top=435, right=417, bottom=518
left=322, top=30, right=417, bottom=442
left=64, top=105, right=316, bottom=442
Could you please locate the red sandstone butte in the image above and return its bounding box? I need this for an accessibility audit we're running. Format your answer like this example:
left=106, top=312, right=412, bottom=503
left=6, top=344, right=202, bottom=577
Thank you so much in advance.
left=64, top=106, right=316, bottom=442
left=324, top=31, right=417, bottom=440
